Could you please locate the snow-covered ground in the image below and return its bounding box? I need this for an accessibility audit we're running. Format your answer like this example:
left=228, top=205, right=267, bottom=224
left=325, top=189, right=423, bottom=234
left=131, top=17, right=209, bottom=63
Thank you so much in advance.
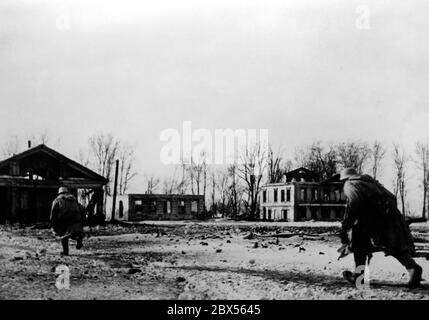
left=1, top=221, right=428, bottom=300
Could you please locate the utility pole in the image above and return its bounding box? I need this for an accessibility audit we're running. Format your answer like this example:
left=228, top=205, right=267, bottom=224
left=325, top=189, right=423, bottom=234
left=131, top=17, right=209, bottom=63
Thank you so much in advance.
left=111, top=159, right=119, bottom=222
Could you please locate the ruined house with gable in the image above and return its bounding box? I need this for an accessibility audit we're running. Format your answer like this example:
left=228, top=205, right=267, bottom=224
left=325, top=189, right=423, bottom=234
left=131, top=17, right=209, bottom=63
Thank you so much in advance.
left=0, top=144, right=108, bottom=224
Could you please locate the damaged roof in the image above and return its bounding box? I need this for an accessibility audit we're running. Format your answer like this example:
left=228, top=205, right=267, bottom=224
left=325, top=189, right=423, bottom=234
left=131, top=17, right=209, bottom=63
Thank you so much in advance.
left=0, top=144, right=108, bottom=183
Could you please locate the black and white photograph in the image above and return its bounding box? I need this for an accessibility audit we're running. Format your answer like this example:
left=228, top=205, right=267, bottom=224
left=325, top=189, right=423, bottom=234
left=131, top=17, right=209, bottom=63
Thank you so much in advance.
left=1, top=0, right=429, bottom=306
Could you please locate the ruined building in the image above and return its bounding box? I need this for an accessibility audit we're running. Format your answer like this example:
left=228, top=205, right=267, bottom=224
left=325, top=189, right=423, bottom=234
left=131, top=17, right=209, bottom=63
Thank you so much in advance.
left=259, top=167, right=346, bottom=221
left=108, top=194, right=205, bottom=221
left=0, top=144, right=108, bottom=224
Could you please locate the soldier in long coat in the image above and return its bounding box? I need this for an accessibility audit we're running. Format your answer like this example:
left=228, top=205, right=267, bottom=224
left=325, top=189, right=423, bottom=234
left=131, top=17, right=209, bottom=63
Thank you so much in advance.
left=338, top=168, right=423, bottom=288
left=50, top=187, right=85, bottom=256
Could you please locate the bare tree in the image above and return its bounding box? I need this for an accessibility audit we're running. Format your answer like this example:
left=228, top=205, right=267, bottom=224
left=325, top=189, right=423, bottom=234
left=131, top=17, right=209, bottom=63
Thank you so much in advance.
left=336, top=140, right=371, bottom=174
left=392, top=143, right=408, bottom=216
left=209, top=169, right=216, bottom=214
left=29, top=130, right=61, bottom=148
left=2, top=135, right=21, bottom=158
left=216, top=169, right=230, bottom=217
left=293, top=146, right=307, bottom=168
left=226, top=163, right=243, bottom=218
left=185, top=152, right=208, bottom=197
left=88, top=133, right=120, bottom=196
left=237, top=143, right=268, bottom=220
left=284, top=159, right=293, bottom=174
left=29, top=130, right=49, bottom=145
left=77, top=148, right=90, bottom=167
left=76, top=148, right=93, bottom=206
left=370, top=140, right=386, bottom=180
left=118, top=144, right=137, bottom=195
left=162, top=164, right=188, bottom=195
left=415, top=140, right=429, bottom=219
left=295, top=141, right=338, bottom=179
left=267, top=145, right=284, bottom=183
left=2, top=132, right=62, bottom=158
left=188, top=158, right=195, bottom=195
left=177, top=159, right=189, bottom=194
left=202, top=155, right=208, bottom=208
left=144, top=175, right=160, bottom=194
left=162, top=174, right=177, bottom=195
left=317, top=143, right=338, bottom=179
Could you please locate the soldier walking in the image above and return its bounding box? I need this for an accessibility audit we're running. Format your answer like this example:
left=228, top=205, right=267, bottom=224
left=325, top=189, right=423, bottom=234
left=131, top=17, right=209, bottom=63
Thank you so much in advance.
left=50, top=187, right=86, bottom=256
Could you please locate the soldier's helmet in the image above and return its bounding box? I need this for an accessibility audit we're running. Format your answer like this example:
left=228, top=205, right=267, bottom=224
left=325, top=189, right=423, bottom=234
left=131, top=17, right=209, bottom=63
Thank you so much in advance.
left=58, top=186, right=69, bottom=194
left=339, top=168, right=358, bottom=181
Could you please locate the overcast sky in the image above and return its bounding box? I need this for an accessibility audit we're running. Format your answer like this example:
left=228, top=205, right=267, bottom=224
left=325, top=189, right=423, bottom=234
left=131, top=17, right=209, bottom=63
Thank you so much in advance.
left=1, top=0, right=428, bottom=211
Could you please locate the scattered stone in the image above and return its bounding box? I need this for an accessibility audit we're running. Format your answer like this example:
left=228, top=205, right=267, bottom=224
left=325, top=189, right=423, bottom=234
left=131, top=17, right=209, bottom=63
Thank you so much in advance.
left=249, top=259, right=256, bottom=264
left=10, top=256, right=23, bottom=261
left=226, top=240, right=231, bottom=243
left=10, top=251, right=30, bottom=261
left=36, top=248, right=47, bottom=257
left=181, top=251, right=186, bottom=255
left=127, top=268, right=141, bottom=274
left=298, top=247, right=306, bottom=253
left=176, top=276, right=186, bottom=283
left=216, top=249, right=222, bottom=253
left=319, top=251, right=325, bottom=255
left=253, top=242, right=259, bottom=249
left=200, top=241, right=209, bottom=246
left=244, top=232, right=255, bottom=240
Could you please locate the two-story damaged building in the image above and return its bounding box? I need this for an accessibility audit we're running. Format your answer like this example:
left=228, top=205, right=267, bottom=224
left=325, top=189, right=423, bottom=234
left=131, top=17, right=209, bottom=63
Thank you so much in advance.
left=108, top=194, right=205, bottom=221
left=259, top=167, right=345, bottom=221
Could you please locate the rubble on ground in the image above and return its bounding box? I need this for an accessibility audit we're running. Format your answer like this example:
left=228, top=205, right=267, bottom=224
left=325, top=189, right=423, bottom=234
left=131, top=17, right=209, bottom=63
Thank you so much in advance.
left=0, top=222, right=428, bottom=300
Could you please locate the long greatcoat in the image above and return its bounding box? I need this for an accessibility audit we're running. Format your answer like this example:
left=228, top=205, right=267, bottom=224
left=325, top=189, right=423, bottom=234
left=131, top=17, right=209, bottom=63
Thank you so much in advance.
left=50, top=192, right=85, bottom=239
left=342, top=175, right=415, bottom=256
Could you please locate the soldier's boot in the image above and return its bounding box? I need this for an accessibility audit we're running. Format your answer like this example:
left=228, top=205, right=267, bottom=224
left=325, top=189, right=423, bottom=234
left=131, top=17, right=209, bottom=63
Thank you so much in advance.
left=342, top=270, right=358, bottom=285
left=407, top=265, right=423, bottom=289
left=76, top=235, right=83, bottom=250
left=394, top=252, right=423, bottom=289
left=343, top=252, right=369, bottom=287
left=61, top=237, right=69, bottom=256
